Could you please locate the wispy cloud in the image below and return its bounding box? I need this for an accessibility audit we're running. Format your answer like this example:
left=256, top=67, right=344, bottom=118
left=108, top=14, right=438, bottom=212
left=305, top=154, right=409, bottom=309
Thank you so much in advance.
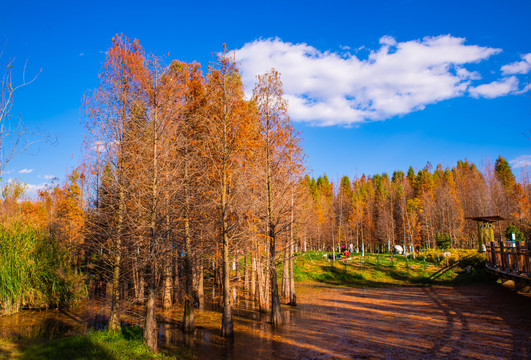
left=234, top=36, right=525, bottom=126
left=510, top=155, right=531, bottom=169
left=25, top=183, right=47, bottom=198
left=469, top=76, right=519, bottom=98
left=19, top=168, right=34, bottom=174
left=43, top=174, right=55, bottom=180
left=501, top=53, right=531, bottom=75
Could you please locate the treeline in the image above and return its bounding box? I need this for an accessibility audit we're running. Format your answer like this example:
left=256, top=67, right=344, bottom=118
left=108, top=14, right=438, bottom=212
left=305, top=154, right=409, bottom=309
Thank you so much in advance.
left=81, top=35, right=303, bottom=349
left=301, top=157, right=530, bottom=256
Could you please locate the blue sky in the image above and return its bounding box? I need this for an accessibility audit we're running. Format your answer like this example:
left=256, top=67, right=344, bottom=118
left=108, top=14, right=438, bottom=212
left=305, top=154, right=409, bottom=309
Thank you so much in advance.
left=1, top=0, right=530, bottom=196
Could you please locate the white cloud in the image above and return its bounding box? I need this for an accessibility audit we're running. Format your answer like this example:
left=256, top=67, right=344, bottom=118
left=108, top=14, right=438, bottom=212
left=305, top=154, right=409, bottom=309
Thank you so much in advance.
left=43, top=174, right=55, bottom=180
left=510, top=155, right=531, bottom=169
left=233, top=36, right=509, bottom=126
left=19, top=168, right=34, bottom=174
left=469, top=76, right=519, bottom=98
left=25, top=183, right=47, bottom=198
left=501, top=53, right=531, bottom=75
left=92, top=141, right=107, bottom=153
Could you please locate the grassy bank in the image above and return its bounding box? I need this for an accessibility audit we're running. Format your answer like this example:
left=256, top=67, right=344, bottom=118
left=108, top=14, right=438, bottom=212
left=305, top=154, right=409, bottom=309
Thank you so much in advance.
left=290, top=249, right=489, bottom=287
left=0, top=326, right=194, bottom=360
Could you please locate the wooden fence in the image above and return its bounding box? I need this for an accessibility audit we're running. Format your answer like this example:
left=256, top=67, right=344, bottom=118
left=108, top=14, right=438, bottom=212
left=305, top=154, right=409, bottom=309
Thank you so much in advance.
left=486, top=241, right=531, bottom=281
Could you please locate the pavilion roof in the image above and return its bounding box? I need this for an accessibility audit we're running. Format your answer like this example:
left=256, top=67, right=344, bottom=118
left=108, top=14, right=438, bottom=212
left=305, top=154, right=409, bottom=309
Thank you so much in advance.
left=465, top=216, right=506, bottom=223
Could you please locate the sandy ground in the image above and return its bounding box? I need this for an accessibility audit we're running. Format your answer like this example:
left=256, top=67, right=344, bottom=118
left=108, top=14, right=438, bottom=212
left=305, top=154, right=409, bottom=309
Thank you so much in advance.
left=189, top=282, right=531, bottom=360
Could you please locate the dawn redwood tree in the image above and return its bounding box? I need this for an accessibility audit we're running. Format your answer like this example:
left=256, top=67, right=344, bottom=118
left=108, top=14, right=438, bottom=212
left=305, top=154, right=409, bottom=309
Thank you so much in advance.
left=164, top=60, right=207, bottom=332
left=84, top=34, right=146, bottom=332
left=202, top=47, right=258, bottom=337
left=252, top=68, right=303, bottom=324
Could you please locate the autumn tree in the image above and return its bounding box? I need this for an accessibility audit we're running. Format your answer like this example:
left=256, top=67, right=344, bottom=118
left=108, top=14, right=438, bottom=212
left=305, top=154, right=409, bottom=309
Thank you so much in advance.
left=252, top=68, right=303, bottom=323
left=83, top=34, right=146, bottom=332
left=202, top=48, right=257, bottom=337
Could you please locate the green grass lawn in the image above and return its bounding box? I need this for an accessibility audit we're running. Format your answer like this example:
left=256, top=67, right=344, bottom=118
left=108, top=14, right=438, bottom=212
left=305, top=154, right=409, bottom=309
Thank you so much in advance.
left=289, top=249, right=489, bottom=288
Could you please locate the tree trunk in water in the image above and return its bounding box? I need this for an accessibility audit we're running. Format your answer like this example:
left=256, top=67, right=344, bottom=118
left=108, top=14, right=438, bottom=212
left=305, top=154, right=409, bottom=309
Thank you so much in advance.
left=269, top=233, right=282, bottom=324
left=282, top=248, right=289, bottom=299
left=144, top=284, right=157, bottom=351
left=109, top=184, right=124, bottom=332
left=221, top=228, right=233, bottom=336
left=182, top=213, right=194, bottom=332
left=235, top=255, right=240, bottom=286
left=162, top=261, right=172, bottom=310
left=173, top=258, right=180, bottom=305
left=257, top=256, right=267, bottom=311
left=243, top=251, right=249, bottom=292
left=220, top=166, right=233, bottom=337
left=250, top=256, right=256, bottom=301
left=289, top=238, right=297, bottom=306
left=197, top=259, right=204, bottom=310
left=108, top=253, right=121, bottom=332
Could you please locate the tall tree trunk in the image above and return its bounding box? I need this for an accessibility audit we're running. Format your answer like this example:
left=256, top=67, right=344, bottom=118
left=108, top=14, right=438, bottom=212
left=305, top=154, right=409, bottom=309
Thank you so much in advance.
left=257, top=255, right=267, bottom=311
left=289, top=237, right=296, bottom=306
left=144, top=283, right=157, bottom=351
left=197, top=258, right=204, bottom=310
left=221, top=165, right=233, bottom=337
left=289, top=194, right=296, bottom=306
left=266, top=118, right=282, bottom=324
left=250, top=255, right=256, bottom=301
left=269, top=231, right=282, bottom=324
left=173, top=258, right=180, bottom=305
left=109, top=184, right=124, bottom=332
left=162, top=260, right=172, bottom=310
left=182, top=200, right=195, bottom=331
left=243, top=250, right=249, bottom=292
left=282, top=247, right=289, bottom=299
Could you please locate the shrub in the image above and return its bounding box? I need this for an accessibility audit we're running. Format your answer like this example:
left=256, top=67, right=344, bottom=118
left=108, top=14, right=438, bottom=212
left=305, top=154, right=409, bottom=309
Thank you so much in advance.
left=505, top=224, right=525, bottom=241
left=0, top=221, right=86, bottom=315
left=435, top=233, right=451, bottom=250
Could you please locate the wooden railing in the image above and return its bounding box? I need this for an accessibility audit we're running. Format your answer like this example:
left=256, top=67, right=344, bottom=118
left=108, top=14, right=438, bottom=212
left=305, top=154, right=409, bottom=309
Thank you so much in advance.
left=486, top=241, right=531, bottom=280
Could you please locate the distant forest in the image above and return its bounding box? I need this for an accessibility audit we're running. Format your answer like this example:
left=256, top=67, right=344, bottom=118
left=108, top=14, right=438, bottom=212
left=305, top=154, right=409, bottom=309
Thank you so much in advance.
left=302, top=156, right=529, bottom=253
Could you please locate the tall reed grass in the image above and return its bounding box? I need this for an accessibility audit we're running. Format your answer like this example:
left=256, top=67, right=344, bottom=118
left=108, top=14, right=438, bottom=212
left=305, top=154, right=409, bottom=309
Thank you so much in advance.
left=0, top=222, right=86, bottom=315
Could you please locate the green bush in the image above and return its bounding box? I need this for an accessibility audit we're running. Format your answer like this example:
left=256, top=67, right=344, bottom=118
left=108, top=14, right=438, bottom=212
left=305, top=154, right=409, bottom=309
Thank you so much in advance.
left=435, top=233, right=451, bottom=250
left=0, top=222, right=86, bottom=315
left=423, top=248, right=485, bottom=267
left=505, top=224, right=525, bottom=241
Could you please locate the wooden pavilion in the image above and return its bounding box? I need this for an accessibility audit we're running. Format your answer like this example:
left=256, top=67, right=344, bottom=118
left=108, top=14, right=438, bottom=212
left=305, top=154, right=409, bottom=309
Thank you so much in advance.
left=465, top=216, right=505, bottom=251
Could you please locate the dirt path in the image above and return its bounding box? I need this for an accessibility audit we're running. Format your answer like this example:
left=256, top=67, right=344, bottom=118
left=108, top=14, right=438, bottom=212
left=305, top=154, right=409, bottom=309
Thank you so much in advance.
left=191, top=282, right=531, bottom=359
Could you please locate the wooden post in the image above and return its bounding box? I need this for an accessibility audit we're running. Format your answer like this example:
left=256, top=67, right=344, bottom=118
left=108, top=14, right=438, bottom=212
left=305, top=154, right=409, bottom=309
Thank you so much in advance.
left=515, top=241, right=521, bottom=273
left=524, top=240, right=531, bottom=274
left=499, top=241, right=505, bottom=271
left=477, top=222, right=483, bottom=251
left=491, top=241, right=496, bottom=268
